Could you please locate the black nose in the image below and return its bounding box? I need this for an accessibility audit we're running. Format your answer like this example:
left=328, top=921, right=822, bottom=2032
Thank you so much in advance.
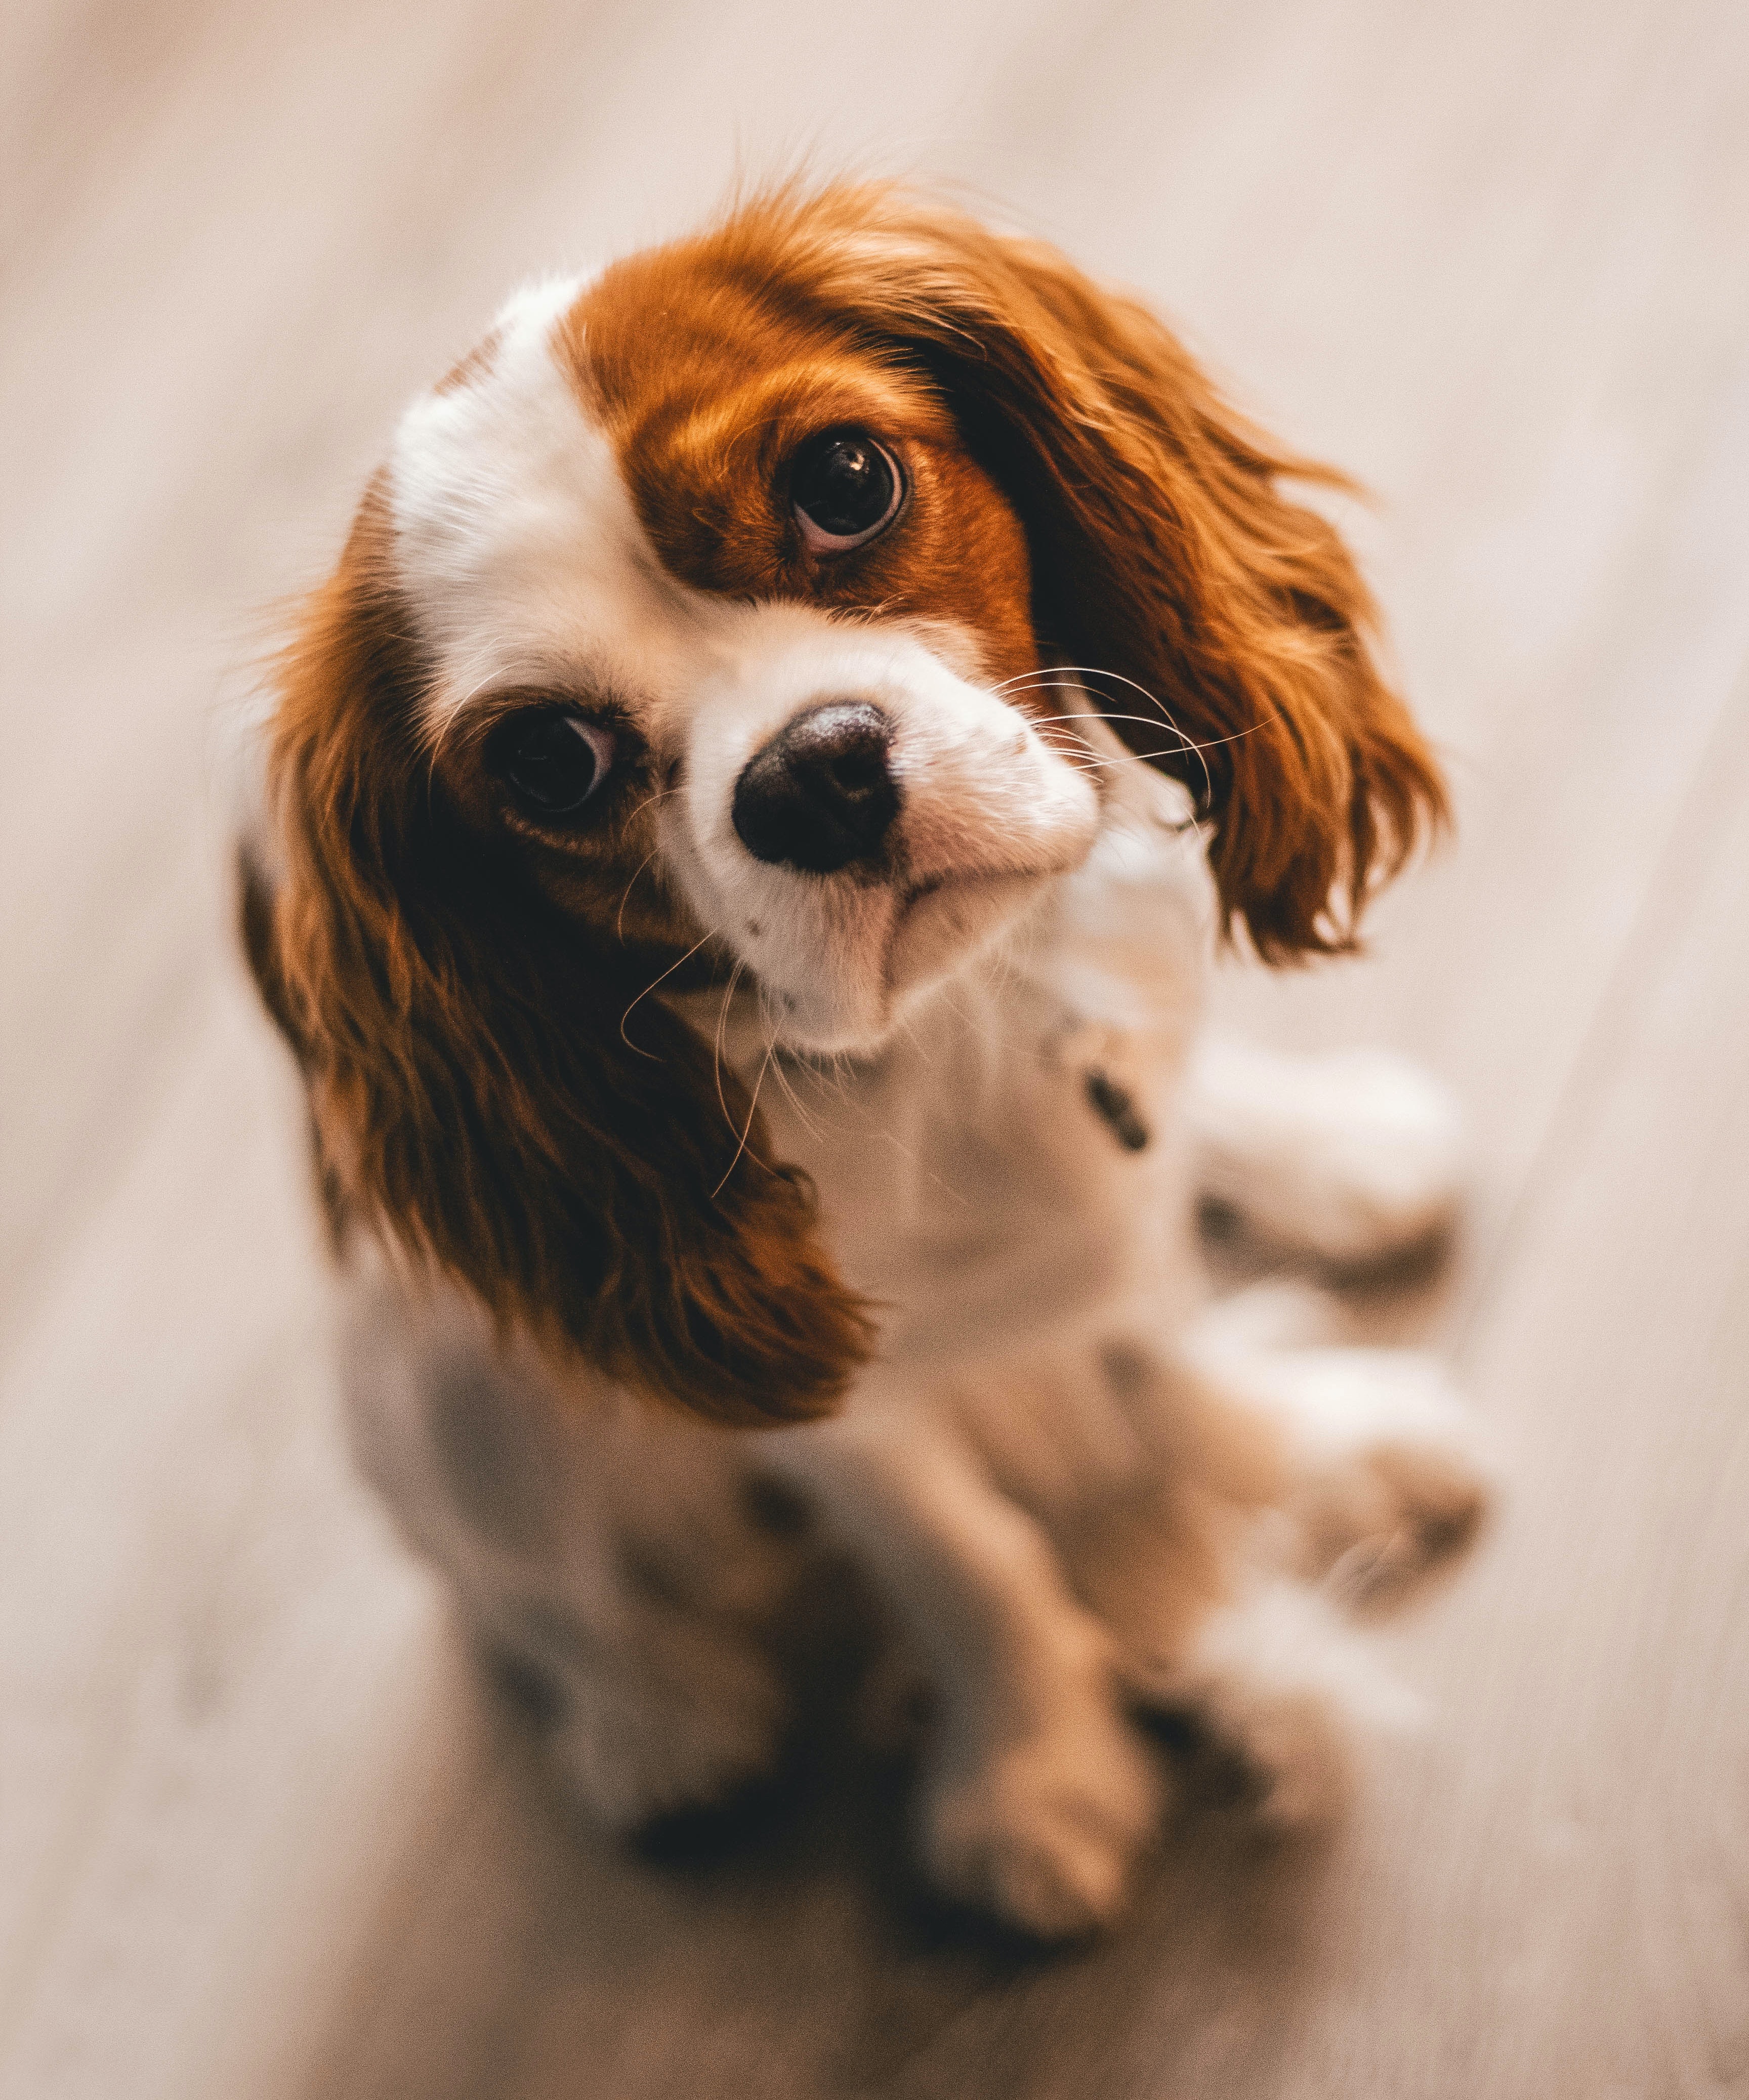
left=731, top=701, right=900, bottom=874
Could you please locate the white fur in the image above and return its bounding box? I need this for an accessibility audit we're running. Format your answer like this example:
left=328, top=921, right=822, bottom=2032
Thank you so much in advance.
left=332, top=289, right=1494, bottom=1939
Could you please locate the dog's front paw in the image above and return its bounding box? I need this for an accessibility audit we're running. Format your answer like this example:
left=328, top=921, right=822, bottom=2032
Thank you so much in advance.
left=1216, top=1678, right=1357, bottom=1829
left=1133, top=1582, right=1421, bottom=1830
left=923, top=1706, right=1164, bottom=1939
left=1193, top=1041, right=1464, bottom=1269
left=1319, top=1441, right=1492, bottom=1613
left=1256, top=1349, right=1497, bottom=1611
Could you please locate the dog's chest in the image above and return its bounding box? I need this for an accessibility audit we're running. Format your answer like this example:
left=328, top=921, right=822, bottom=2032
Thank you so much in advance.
left=721, top=806, right=1213, bottom=1364
left=784, top=1012, right=1170, bottom=1359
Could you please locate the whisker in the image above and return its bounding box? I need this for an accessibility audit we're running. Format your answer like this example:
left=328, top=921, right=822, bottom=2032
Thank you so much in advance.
left=712, top=957, right=748, bottom=1133
left=990, top=664, right=1172, bottom=709
left=1033, top=735, right=1262, bottom=768
left=615, top=848, right=666, bottom=943
left=767, top=1042, right=825, bottom=1141
left=420, top=673, right=497, bottom=750
left=618, top=931, right=715, bottom=1057
left=619, top=778, right=678, bottom=829
left=417, top=668, right=513, bottom=787
left=613, top=784, right=683, bottom=940
left=710, top=1033, right=774, bottom=1198
left=987, top=675, right=1101, bottom=700
left=1015, top=709, right=1273, bottom=764
left=985, top=664, right=1218, bottom=801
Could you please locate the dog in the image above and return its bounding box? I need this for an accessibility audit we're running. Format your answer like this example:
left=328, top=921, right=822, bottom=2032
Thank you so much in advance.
left=240, top=183, right=1493, bottom=1939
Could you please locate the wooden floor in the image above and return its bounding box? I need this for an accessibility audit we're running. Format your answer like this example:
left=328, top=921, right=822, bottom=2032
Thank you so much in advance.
left=4, top=1, right=1747, bottom=2091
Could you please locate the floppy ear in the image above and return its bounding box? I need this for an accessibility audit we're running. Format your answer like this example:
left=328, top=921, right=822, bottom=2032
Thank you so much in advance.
left=243, top=491, right=871, bottom=1426
left=757, top=187, right=1445, bottom=959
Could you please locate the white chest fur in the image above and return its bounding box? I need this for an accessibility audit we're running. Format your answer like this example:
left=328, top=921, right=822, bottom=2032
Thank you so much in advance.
left=678, top=771, right=1214, bottom=1370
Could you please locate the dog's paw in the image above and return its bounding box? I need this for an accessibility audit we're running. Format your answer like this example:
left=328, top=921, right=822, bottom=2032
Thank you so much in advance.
left=923, top=1707, right=1164, bottom=1939
left=1275, top=1048, right=1464, bottom=1268
left=1246, top=1349, right=1497, bottom=1612
left=1193, top=1041, right=1464, bottom=1269
left=1135, top=1582, right=1421, bottom=1830
left=1318, top=1441, right=1493, bottom=1613
left=1220, top=1680, right=1357, bottom=1828
left=1187, top=1276, right=1351, bottom=1359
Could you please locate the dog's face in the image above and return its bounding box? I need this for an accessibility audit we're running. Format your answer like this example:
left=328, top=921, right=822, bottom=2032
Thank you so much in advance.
left=397, top=260, right=1098, bottom=1054
left=246, top=185, right=1444, bottom=1427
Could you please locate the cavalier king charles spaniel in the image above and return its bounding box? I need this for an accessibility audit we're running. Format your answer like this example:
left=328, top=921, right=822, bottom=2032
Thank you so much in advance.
left=241, top=184, right=1492, bottom=1939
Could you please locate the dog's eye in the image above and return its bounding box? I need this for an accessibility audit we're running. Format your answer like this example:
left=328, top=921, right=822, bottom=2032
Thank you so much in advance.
left=790, top=430, right=903, bottom=553
left=492, top=711, right=616, bottom=819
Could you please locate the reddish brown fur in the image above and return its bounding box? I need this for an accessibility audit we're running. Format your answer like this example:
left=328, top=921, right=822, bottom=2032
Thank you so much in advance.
left=567, top=264, right=1041, bottom=690
left=576, top=184, right=1445, bottom=958
left=248, top=486, right=873, bottom=1427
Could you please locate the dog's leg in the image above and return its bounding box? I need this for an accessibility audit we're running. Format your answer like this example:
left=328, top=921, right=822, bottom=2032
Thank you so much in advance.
left=1078, top=1329, right=1484, bottom=1820
left=769, top=1403, right=1162, bottom=1939
left=1187, top=1031, right=1464, bottom=1266
left=344, top=1279, right=795, bottom=1832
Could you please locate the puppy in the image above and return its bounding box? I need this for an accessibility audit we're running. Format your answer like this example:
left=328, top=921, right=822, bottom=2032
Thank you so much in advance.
left=241, top=183, right=1492, bottom=1939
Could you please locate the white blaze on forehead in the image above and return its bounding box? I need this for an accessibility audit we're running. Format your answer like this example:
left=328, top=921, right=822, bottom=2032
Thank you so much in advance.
left=387, top=272, right=732, bottom=729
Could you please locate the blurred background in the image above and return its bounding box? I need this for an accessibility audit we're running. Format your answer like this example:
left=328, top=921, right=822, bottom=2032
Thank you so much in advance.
left=3, top=2, right=1746, bottom=2093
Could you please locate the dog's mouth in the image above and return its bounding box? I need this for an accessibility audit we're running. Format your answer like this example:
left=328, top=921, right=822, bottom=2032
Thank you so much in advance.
left=667, top=861, right=1058, bottom=1063
left=882, top=865, right=1055, bottom=997
left=757, top=860, right=1067, bottom=1056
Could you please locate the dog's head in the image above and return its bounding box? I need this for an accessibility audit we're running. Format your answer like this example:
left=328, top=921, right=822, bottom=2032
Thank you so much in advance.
left=246, top=183, right=1443, bottom=1426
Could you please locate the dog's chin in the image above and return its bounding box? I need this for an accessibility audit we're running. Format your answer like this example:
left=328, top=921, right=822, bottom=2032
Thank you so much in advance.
left=761, top=868, right=1054, bottom=1059
left=888, top=869, right=1048, bottom=993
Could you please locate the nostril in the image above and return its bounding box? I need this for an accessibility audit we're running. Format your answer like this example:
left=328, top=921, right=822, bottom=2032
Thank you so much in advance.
left=731, top=701, right=901, bottom=874
left=825, top=745, right=886, bottom=796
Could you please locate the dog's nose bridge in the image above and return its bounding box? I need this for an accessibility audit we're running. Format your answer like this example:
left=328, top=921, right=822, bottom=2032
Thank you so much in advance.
left=731, top=699, right=901, bottom=874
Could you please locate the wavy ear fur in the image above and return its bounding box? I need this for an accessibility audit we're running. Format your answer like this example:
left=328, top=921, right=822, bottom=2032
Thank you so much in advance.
left=244, top=493, right=871, bottom=1426
left=727, top=185, right=1446, bottom=959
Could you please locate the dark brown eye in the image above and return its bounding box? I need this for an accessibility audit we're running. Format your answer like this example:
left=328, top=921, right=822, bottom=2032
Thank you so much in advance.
left=790, top=430, right=903, bottom=553
left=490, top=710, right=616, bottom=819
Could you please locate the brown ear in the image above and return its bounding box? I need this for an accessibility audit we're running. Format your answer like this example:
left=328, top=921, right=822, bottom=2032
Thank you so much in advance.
left=244, top=493, right=871, bottom=1426
left=738, top=186, right=1445, bottom=959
